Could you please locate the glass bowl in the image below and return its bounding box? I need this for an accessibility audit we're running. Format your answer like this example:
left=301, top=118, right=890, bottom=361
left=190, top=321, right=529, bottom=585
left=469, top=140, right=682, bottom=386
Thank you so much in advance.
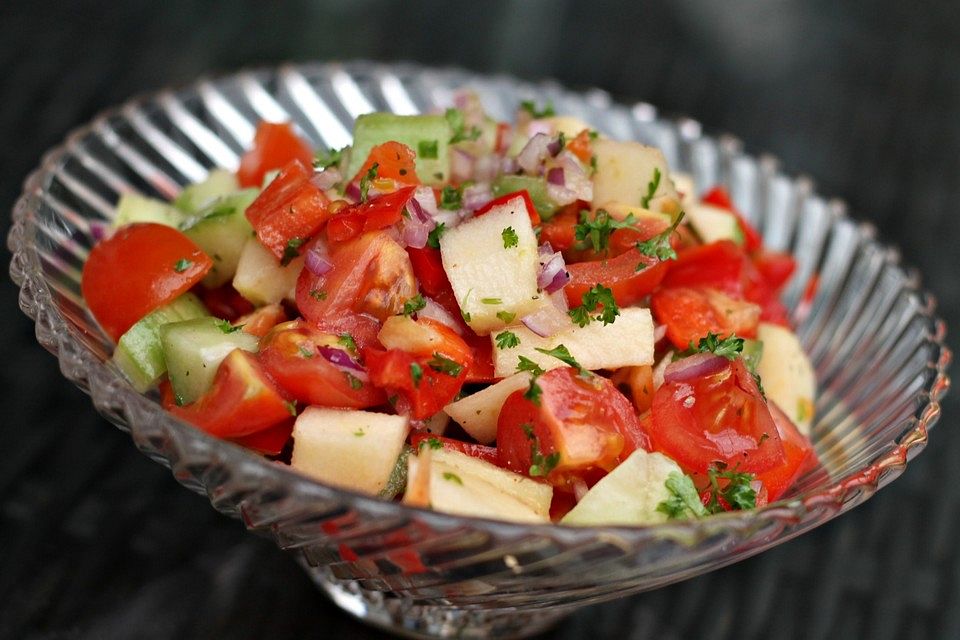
left=8, top=61, right=950, bottom=639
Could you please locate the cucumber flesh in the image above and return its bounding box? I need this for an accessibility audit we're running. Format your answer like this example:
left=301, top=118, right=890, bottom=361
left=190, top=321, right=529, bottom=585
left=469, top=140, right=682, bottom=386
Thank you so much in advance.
left=378, top=445, right=413, bottom=499
left=180, top=189, right=259, bottom=288
left=492, top=175, right=557, bottom=219
left=113, top=193, right=185, bottom=229
left=160, top=316, right=259, bottom=405
left=174, top=169, right=241, bottom=214
left=112, top=293, right=209, bottom=392
left=741, top=339, right=764, bottom=374
left=346, top=113, right=452, bottom=186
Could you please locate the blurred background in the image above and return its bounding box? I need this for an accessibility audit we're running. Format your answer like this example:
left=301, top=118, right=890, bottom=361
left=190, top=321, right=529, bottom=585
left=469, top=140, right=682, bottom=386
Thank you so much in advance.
left=1, top=1, right=957, bottom=638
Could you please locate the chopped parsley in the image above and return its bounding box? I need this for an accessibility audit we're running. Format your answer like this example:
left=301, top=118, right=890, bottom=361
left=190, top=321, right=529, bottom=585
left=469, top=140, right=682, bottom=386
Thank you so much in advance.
left=428, top=353, right=463, bottom=377
left=337, top=333, right=358, bottom=355
left=496, top=310, right=516, bottom=323
left=519, top=99, right=556, bottom=119
left=173, top=258, right=193, bottom=273
left=283, top=400, right=298, bottom=417
left=281, top=237, right=305, bottom=266
left=402, top=294, right=426, bottom=317
left=502, top=226, right=519, bottom=248
left=640, top=167, right=662, bottom=209
left=445, top=108, right=482, bottom=144
left=516, top=356, right=546, bottom=405
left=309, top=289, right=327, bottom=301
left=418, top=139, right=439, bottom=159
left=481, top=297, right=503, bottom=305
left=345, top=372, right=364, bottom=390
left=354, top=428, right=366, bottom=437
left=534, top=344, right=590, bottom=377
left=568, top=283, right=619, bottom=327
left=703, top=463, right=758, bottom=513
left=516, top=356, right=545, bottom=377
left=419, top=437, right=443, bottom=451
left=524, top=380, right=543, bottom=405
left=522, top=423, right=561, bottom=477
left=215, top=319, right=242, bottom=334
left=495, top=331, right=520, bottom=349
left=635, top=210, right=684, bottom=270
left=359, top=162, right=379, bottom=203
left=298, top=345, right=315, bottom=359
left=656, top=472, right=709, bottom=519
left=589, top=155, right=598, bottom=175
left=442, top=471, right=464, bottom=485
left=439, top=184, right=463, bottom=210
left=574, top=208, right=637, bottom=253
left=426, top=222, right=446, bottom=249
left=313, top=146, right=345, bottom=170
left=675, top=332, right=745, bottom=361
left=410, top=362, right=423, bottom=387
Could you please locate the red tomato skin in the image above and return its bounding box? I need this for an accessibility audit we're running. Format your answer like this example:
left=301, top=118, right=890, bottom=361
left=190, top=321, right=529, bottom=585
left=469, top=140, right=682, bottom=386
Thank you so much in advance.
left=409, top=433, right=499, bottom=466
left=753, top=250, right=797, bottom=292
left=326, top=186, right=417, bottom=243
left=701, top=186, right=763, bottom=253
left=406, top=247, right=450, bottom=299
left=245, top=160, right=332, bottom=261
left=648, top=358, right=785, bottom=475
left=199, top=283, right=255, bottom=321
left=237, top=122, right=314, bottom=189
left=350, top=141, right=420, bottom=185
left=755, top=400, right=816, bottom=501
left=231, top=421, right=294, bottom=456
left=236, top=303, right=288, bottom=339
left=496, top=368, right=647, bottom=488
left=82, top=223, right=212, bottom=341
left=564, top=249, right=669, bottom=308
left=663, top=240, right=751, bottom=298
left=165, top=349, right=292, bottom=439
left=650, top=286, right=760, bottom=350
left=258, top=320, right=386, bottom=409
left=538, top=204, right=579, bottom=252
left=475, top=190, right=541, bottom=226
left=365, top=348, right=469, bottom=420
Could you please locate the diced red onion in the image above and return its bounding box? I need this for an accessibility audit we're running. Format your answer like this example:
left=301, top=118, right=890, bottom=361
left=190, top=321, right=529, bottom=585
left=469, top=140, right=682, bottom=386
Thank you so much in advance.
left=517, top=133, right=554, bottom=175
left=546, top=152, right=593, bottom=206
left=450, top=148, right=476, bottom=183
left=401, top=187, right=438, bottom=248
left=401, top=216, right=434, bottom=249
left=654, top=324, right=667, bottom=343
left=305, top=249, right=333, bottom=276
left=344, top=181, right=361, bottom=202
left=537, top=248, right=570, bottom=293
left=538, top=242, right=555, bottom=257
left=89, top=220, right=112, bottom=242
left=317, top=346, right=367, bottom=377
left=410, top=186, right=440, bottom=220
left=546, top=137, right=563, bottom=157
left=750, top=480, right=764, bottom=495
left=418, top=297, right=465, bottom=335
left=453, top=90, right=485, bottom=127
left=527, top=119, right=554, bottom=138
left=521, top=294, right=571, bottom=338
left=573, top=478, right=589, bottom=503
left=501, top=156, right=519, bottom=175
left=462, top=182, right=493, bottom=211
left=546, top=166, right=565, bottom=186
left=473, top=155, right=501, bottom=183
left=663, top=353, right=728, bottom=384
left=310, top=167, right=342, bottom=190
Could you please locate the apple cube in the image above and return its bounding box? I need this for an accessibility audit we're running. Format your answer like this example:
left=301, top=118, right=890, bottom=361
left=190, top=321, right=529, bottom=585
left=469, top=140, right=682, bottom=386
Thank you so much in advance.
left=444, top=372, right=531, bottom=444
left=492, top=307, right=655, bottom=377
left=440, top=195, right=543, bottom=334
left=291, top=407, right=410, bottom=495
left=686, top=202, right=744, bottom=245
left=756, top=323, right=817, bottom=435
left=592, top=139, right=679, bottom=214
left=232, top=237, right=304, bottom=306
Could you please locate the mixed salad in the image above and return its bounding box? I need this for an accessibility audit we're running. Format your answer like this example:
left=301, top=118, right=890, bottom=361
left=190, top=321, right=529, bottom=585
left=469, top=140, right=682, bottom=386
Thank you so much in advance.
left=81, top=93, right=818, bottom=526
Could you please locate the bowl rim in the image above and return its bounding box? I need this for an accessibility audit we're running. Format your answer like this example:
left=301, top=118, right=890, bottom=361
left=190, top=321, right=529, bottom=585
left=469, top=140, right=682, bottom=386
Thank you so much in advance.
left=7, top=59, right=952, bottom=550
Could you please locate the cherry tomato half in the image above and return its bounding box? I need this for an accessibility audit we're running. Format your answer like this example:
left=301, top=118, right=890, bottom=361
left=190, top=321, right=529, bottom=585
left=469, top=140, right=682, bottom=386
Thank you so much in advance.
left=237, top=121, right=314, bottom=189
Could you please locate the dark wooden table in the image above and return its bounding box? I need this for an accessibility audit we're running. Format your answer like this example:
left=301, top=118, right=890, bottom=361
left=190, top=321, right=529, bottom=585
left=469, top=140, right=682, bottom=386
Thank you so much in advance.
left=2, top=2, right=957, bottom=638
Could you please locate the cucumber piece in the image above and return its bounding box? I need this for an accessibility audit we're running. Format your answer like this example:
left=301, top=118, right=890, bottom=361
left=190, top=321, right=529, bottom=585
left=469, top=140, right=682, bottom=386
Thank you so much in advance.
left=741, top=339, right=764, bottom=374
left=686, top=202, right=744, bottom=245
left=159, top=316, right=259, bottom=405
left=112, top=293, right=209, bottom=392
left=232, top=236, right=303, bottom=306
left=113, top=193, right=185, bottom=229
left=346, top=113, right=453, bottom=186
left=378, top=445, right=413, bottom=499
left=492, top=175, right=557, bottom=219
left=174, top=169, right=241, bottom=214
left=180, top=189, right=259, bottom=288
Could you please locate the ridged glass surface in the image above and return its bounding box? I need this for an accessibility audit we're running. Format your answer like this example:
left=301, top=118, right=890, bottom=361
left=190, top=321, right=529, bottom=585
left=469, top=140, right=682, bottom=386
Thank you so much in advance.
left=7, top=62, right=950, bottom=639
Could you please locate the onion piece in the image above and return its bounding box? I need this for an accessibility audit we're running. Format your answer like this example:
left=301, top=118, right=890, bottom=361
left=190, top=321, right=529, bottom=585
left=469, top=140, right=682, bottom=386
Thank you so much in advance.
left=537, top=246, right=570, bottom=293
left=344, top=181, right=361, bottom=202
left=89, top=220, right=112, bottom=242
left=573, top=478, right=589, bottom=503
left=501, top=156, right=519, bottom=175
left=517, top=133, right=554, bottom=174
left=310, top=167, right=342, bottom=190
left=520, top=293, right=572, bottom=338
left=317, top=346, right=367, bottom=377
left=305, top=249, right=333, bottom=276
left=654, top=324, right=667, bottom=343
left=462, top=182, right=493, bottom=211
left=450, top=148, right=476, bottom=183
left=546, top=166, right=565, bottom=186
left=546, top=152, right=593, bottom=206
left=663, top=353, right=728, bottom=384
left=401, top=186, right=437, bottom=249
left=418, top=297, right=465, bottom=335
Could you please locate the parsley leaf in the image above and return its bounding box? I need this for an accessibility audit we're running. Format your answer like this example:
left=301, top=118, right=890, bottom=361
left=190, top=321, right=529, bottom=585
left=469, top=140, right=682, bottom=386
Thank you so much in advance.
left=427, top=353, right=463, bottom=377
left=309, top=289, right=327, bottom=301
left=442, top=471, right=463, bottom=485
left=426, top=222, right=446, bottom=249
left=418, top=139, right=439, bottom=159
left=524, top=380, right=543, bottom=405
left=568, top=283, right=619, bottom=327
left=496, top=310, right=516, bottom=323
left=439, top=184, right=463, bottom=210
left=345, top=372, right=364, bottom=390
left=281, top=237, right=304, bottom=266
left=314, top=146, right=345, bottom=170
left=674, top=332, right=745, bottom=361
left=284, top=399, right=298, bottom=417
left=359, top=162, right=379, bottom=203
left=337, top=333, right=358, bottom=355
left=635, top=210, right=685, bottom=270
left=298, top=345, right=315, bottom=359
left=445, top=108, right=482, bottom=144
left=534, top=344, right=590, bottom=377
left=640, top=167, right=661, bottom=208
left=419, top=437, right=443, bottom=451
left=502, top=226, right=519, bottom=249
left=495, top=331, right=520, bottom=349
left=703, top=463, right=758, bottom=513
left=516, top=356, right=545, bottom=377
left=173, top=258, right=193, bottom=273
left=656, top=472, right=710, bottom=519
left=519, top=99, right=556, bottom=119
left=410, top=362, right=423, bottom=387
left=481, top=297, right=503, bottom=305
left=402, top=294, right=426, bottom=317
left=521, top=423, right=561, bottom=477
left=574, top=209, right=636, bottom=253
left=215, top=319, right=242, bottom=334
left=516, top=357, right=546, bottom=405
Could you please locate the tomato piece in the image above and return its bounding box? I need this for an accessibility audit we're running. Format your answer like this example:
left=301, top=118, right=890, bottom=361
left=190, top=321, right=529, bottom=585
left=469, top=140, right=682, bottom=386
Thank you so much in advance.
left=406, top=247, right=450, bottom=299
left=245, top=160, right=332, bottom=261
left=326, top=186, right=416, bottom=243
left=236, top=121, right=314, bottom=189
left=610, top=365, right=656, bottom=414
left=464, top=331, right=496, bottom=383
left=81, top=223, right=212, bottom=341
left=651, top=286, right=760, bottom=350
left=538, top=204, right=579, bottom=252
left=231, top=421, right=294, bottom=456
left=565, top=248, right=670, bottom=308
left=565, top=129, right=593, bottom=163
left=409, top=433, right=499, bottom=466
left=258, top=319, right=386, bottom=409
left=496, top=367, right=647, bottom=489
left=475, top=190, right=541, bottom=226
left=662, top=240, right=754, bottom=298
left=295, top=231, right=417, bottom=323
left=648, top=358, right=785, bottom=474
left=366, top=348, right=469, bottom=420
left=755, top=401, right=816, bottom=501
left=701, top=186, right=763, bottom=252
left=236, top=303, right=288, bottom=338
left=351, top=141, right=420, bottom=185
left=753, top=250, right=796, bottom=292
left=166, top=349, right=292, bottom=439
left=199, top=283, right=255, bottom=321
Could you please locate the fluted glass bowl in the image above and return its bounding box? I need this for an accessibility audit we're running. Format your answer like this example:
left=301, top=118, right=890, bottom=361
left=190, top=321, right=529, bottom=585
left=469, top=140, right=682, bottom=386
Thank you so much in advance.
left=8, top=61, right=950, bottom=639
